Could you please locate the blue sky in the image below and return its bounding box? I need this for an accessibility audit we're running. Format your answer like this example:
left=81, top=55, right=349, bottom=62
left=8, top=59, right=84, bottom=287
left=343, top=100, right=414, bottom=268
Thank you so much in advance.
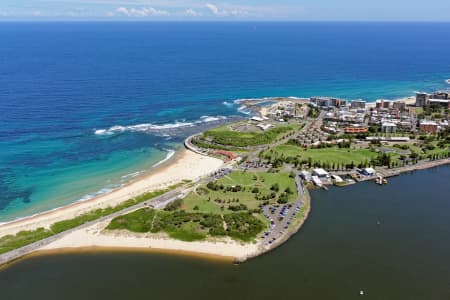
left=1, top=0, right=450, bottom=21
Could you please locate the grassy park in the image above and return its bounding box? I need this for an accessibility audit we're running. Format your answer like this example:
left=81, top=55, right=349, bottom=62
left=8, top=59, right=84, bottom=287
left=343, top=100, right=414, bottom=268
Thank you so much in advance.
left=183, top=171, right=298, bottom=214
left=262, top=144, right=378, bottom=168
left=106, top=171, right=298, bottom=242
left=201, top=123, right=297, bottom=147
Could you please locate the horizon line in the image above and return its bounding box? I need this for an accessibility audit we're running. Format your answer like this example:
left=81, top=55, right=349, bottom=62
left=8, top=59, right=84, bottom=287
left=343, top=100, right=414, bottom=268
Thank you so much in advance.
left=1, top=19, right=450, bottom=23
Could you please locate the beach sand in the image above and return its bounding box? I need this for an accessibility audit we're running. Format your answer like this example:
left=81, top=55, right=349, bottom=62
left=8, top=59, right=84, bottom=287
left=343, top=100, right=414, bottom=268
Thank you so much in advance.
left=0, top=149, right=224, bottom=237
left=366, top=96, right=416, bottom=108
left=38, top=218, right=259, bottom=261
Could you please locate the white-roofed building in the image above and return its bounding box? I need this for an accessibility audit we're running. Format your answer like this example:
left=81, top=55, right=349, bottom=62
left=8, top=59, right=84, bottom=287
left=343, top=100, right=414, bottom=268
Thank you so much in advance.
left=256, top=124, right=273, bottom=131
left=251, top=116, right=265, bottom=122
left=361, top=168, right=376, bottom=176
left=331, top=175, right=344, bottom=183
left=381, top=122, right=397, bottom=133
left=312, top=168, right=329, bottom=178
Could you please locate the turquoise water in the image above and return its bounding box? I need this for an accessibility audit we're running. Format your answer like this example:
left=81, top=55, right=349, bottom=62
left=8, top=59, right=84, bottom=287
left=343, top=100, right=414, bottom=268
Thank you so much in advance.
left=1, top=22, right=449, bottom=222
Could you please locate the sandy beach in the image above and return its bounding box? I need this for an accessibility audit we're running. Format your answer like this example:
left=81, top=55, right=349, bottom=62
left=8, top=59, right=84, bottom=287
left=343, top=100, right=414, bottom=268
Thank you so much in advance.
left=0, top=149, right=224, bottom=237
left=37, top=218, right=259, bottom=261
left=366, top=96, right=416, bottom=108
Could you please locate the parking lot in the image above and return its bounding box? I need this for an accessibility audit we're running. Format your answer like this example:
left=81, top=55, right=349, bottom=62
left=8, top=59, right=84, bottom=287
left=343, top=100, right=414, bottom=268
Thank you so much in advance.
left=260, top=199, right=304, bottom=246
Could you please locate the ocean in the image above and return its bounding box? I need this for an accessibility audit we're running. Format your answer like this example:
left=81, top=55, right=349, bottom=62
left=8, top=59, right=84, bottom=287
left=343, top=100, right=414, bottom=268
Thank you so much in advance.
left=1, top=22, right=449, bottom=222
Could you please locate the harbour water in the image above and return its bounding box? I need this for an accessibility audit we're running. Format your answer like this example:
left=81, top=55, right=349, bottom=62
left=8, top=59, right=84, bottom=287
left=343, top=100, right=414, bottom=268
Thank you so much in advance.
left=1, top=22, right=450, bottom=221
left=1, top=166, right=449, bottom=299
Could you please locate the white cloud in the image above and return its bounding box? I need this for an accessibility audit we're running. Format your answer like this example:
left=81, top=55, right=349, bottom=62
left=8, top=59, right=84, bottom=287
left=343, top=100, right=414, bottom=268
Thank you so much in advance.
left=0, top=0, right=305, bottom=20
left=184, top=8, right=201, bottom=17
left=115, top=6, right=170, bottom=17
left=204, top=3, right=253, bottom=17
left=205, top=3, right=219, bottom=15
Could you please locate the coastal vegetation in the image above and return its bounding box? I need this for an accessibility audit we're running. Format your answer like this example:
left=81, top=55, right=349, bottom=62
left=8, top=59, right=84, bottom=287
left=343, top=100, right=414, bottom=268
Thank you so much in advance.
left=107, top=209, right=265, bottom=242
left=0, top=187, right=177, bottom=255
left=201, top=123, right=297, bottom=147
left=191, top=139, right=249, bottom=153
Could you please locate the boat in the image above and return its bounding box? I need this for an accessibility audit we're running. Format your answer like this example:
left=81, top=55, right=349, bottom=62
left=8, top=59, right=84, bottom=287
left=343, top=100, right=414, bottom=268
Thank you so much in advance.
left=446, top=79, right=450, bottom=84
left=311, top=176, right=323, bottom=188
left=376, top=175, right=388, bottom=185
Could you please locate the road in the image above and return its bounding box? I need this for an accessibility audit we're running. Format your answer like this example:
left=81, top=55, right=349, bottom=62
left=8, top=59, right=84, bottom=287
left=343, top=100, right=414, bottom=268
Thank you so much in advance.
left=0, top=188, right=184, bottom=266
left=0, top=163, right=238, bottom=267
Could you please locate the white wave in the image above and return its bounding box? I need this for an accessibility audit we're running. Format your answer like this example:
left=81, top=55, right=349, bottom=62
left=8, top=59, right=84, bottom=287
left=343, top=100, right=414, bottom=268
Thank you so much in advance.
left=233, top=97, right=276, bottom=104
left=76, top=186, right=117, bottom=202
left=197, top=115, right=228, bottom=123
left=95, top=115, right=229, bottom=136
left=94, top=121, right=195, bottom=136
left=237, top=105, right=252, bottom=115
left=152, top=149, right=176, bottom=167
left=120, top=171, right=143, bottom=180
left=287, top=96, right=305, bottom=100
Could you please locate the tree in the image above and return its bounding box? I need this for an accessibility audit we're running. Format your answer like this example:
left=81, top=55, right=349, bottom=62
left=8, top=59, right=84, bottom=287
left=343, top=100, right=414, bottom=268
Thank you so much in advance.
left=285, top=187, right=293, bottom=195
left=270, top=183, right=280, bottom=192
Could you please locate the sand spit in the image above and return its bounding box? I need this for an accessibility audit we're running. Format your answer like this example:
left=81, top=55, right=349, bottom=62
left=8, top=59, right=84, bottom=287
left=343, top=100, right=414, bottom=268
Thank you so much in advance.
left=38, top=218, right=259, bottom=261
left=0, top=149, right=223, bottom=237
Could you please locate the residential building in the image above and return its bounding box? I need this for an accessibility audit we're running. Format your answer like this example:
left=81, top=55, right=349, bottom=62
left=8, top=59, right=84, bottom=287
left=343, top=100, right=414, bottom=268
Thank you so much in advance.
left=392, top=101, right=406, bottom=111
left=420, top=120, right=439, bottom=134
left=381, top=122, right=397, bottom=133
left=350, top=100, right=367, bottom=110
left=416, top=92, right=430, bottom=107
left=431, top=91, right=449, bottom=100
left=344, top=126, right=368, bottom=134
left=429, top=99, right=450, bottom=108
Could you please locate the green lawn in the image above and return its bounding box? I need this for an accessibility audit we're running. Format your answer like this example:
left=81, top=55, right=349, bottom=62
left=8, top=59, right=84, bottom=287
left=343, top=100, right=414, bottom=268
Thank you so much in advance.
left=183, top=171, right=298, bottom=214
left=264, top=144, right=377, bottom=166
left=202, top=123, right=297, bottom=147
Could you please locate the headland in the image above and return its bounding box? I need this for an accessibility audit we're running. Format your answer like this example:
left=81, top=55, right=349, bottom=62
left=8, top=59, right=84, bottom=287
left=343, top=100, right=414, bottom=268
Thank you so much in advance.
left=1, top=89, right=449, bottom=267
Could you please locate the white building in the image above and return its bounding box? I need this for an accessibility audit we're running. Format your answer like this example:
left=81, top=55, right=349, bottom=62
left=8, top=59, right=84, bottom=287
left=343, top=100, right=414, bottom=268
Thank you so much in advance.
left=312, top=168, right=329, bottom=178
left=312, top=176, right=323, bottom=187
left=381, top=122, right=397, bottom=133
left=251, top=116, right=265, bottom=122
left=256, top=124, right=273, bottom=131
left=361, top=168, right=376, bottom=176
left=331, top=175, right=344, bottom=183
